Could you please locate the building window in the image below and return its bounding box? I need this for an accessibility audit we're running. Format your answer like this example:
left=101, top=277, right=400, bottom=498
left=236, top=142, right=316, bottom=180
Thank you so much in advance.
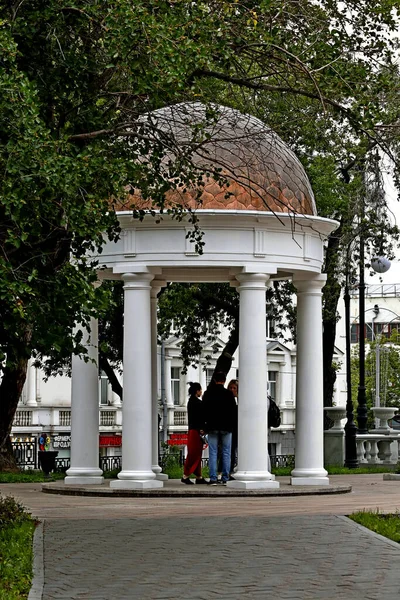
left=267, top=319, right=276, bottom=338
left=206, top=368, right=214, bottom=387
left=171, top=367, right=180, bottom=406
left=100, top=371, right=108, bottom=405
left=351, top=322, right=400, bottom=343
left=268, top=371, right=278, bottom=401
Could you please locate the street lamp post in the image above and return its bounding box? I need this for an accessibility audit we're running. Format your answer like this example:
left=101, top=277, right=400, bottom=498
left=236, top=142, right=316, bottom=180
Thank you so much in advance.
left=356, top=254, right=391, bottom=436
left=344, top=262, right=358, bottom=467
left=356, top=232, right=369, bottom=434
left=344, top=245, right=391, bottom=465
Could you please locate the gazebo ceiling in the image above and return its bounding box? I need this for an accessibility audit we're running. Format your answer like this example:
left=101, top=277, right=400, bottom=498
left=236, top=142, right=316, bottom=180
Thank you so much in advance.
left=117, top=103, right=316, bottom=216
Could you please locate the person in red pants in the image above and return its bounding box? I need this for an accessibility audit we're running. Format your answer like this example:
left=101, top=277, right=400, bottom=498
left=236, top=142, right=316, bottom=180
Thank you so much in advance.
left=181, top=382, right=208, bottom=485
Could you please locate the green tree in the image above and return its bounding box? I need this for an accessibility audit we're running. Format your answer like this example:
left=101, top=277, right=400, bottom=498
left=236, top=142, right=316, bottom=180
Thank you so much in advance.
left=1, top=0, right=400, bottom=468
left=351, top=331, right=400, bottom=428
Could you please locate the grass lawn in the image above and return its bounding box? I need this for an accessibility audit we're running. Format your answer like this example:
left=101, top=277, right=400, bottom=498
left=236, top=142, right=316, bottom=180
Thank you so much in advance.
left=0, top=470, right=65, bottom=484
left=0, top=521, right=36, bottom=599
left=0, top=464, right=393, bottom=483
left=270, top=465, right=393, bottom=477
left=0, top=495, right=36, bottom=599
left=349, top=511, right=400, bottom=544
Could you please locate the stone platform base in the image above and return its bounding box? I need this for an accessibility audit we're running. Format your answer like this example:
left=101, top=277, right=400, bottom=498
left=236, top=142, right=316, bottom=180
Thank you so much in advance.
left=383, top=473, right=400, bottom=481
left=42, top=478, right=351, bottom=498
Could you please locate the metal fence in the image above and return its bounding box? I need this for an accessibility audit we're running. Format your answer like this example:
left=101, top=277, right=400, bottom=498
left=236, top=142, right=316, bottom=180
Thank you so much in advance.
left=12, top=441, right=37, bottom=469
left=12, top=441, right=294, bottom=473
left=99, top=455, right=121, bottom=472
left=11, top=441, right=122, bottom=473
left=270, top=454, right=295, bottom=469
left=160, top=451, right=294, bottom=470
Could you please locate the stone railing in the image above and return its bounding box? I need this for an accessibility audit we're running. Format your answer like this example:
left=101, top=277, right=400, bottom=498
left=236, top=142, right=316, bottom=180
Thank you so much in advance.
left=100, top=410, right=116, bottom=426
left=13, top=410, right=33, bottom=427
left=324, top=405, right=400, bottom=467
left=356, top=433, right=400, bottom=466
left=173, top=409, right=188, bottom=426
left=59, top=410, right=71, bottom=427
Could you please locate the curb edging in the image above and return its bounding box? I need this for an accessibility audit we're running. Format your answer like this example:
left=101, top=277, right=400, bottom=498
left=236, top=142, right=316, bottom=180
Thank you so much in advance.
left=28, top=520, right=44, bottom=600
left=338, top=515, right=400, bottom=552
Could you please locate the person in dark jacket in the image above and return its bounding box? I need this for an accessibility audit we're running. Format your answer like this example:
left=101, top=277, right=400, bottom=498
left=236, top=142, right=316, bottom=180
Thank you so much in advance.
left=181, top=382, right=208, bottom=485
left=227, top=379, right=239, bottom=476
left=203, top=372, right=237, bottom=485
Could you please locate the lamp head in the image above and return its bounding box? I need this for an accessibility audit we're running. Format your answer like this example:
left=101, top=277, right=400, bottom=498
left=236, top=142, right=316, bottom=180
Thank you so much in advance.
left=371, top=256, right=391, bottom=274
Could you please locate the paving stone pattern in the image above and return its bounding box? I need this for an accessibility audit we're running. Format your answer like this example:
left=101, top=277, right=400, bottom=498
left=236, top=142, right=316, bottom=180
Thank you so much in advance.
left=42, top=515, right=400, bottom=600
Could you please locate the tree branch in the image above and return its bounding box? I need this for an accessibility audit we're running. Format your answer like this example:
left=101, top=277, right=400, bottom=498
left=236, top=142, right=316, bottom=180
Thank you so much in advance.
left=99, top=356, right=122, bottom=400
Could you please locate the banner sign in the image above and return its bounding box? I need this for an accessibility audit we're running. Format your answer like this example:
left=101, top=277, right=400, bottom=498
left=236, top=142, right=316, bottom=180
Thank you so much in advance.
left=99, top=435, right=122, bottom=447
left=53, top=435, right=71, bottom=449
left=167, top=433, right=188, bottom=446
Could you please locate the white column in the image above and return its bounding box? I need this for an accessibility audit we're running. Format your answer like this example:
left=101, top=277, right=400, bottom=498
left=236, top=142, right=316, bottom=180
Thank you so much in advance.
left=65, top=318, right=103, bottom=485
left=227, top=273, right=279, bottom=490
left=164, top=354, right=175, bottom=428
left=151, top=280, right=168, bottom=480
left=291, top=275, right=329, bottom=486
left=199, top=359, right=207, bottom=390
left=25, top=360, right=37, bottom=407
left=111, top=272, right=163, bottom=489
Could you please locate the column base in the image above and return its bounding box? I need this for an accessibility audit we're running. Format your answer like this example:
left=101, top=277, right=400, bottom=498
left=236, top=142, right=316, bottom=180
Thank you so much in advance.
left=152, top=465, right=168, bottom=480
left=110, top=479, right=164, bottom=490
left=65, top=467, right=103, bottom=485
left=291, top=477, right=330, bottom=486
left=226, top=479, right=280, bottom=490
left=65, top=476, right=104, bottom=486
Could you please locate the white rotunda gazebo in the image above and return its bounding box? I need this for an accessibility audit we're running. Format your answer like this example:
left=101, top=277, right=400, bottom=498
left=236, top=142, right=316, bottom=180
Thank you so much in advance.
left=65, top=103, right=338, bottom=490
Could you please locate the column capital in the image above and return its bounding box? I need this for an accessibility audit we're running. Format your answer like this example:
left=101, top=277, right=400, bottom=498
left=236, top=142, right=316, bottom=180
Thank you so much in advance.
left=150, top=279, right=167, bottom=298
left=122, top=272, right=154, bottom=290
left=236, top=273, right=270, bottom=291
left=293, top=274, right=326, bottom=294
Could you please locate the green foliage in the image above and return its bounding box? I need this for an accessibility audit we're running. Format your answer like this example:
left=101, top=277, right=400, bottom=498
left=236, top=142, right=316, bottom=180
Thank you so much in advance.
left=0, top=470, right=65, bottom=484
left=0, top=493, right=35, bottom=598
left=349, top=511, right=400, bottom=544
left=0, top=494, right=33, bottom=527
left=160, top=443, right=183, bottom=472
left=0, top=520, right=35, bottom=600
left=351, top=331, right=400, bottom=426
left=1, top=0, right=400, bottom=418
left=157, top=280, right=296, bottom=370
left=272, top=465, right=392, bottom=476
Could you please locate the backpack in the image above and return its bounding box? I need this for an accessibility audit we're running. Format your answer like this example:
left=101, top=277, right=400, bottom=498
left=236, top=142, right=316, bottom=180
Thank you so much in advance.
left=268, top=396, right=281, bottom=428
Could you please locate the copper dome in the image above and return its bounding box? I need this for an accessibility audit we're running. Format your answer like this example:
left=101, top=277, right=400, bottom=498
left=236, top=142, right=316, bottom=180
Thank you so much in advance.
left=118, top=103, right=316, bottom=216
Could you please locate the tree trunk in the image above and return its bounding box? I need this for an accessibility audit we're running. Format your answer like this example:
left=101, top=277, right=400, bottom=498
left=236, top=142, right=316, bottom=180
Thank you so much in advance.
left=211, top=322, right=239, bottom=381
left=322, top=224, right=343, bottom=407
left=0, top=362, right=29, bottom=471
left=99, top=356, right=123, bottom=400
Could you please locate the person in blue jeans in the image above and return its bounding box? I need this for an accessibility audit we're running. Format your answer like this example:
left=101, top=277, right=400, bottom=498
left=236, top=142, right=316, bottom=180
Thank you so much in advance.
left=202, top=372, right=237, bottom=485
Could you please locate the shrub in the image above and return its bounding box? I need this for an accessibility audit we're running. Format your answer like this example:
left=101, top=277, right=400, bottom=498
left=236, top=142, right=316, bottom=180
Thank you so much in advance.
left=0, top=494, right=33, bottom=527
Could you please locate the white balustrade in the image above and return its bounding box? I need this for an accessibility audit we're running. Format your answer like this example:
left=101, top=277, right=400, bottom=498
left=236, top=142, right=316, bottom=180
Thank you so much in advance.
left=356, top=433, right=400, bottom=466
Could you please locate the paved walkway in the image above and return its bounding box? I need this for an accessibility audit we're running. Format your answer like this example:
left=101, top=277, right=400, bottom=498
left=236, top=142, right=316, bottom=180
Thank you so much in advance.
left=2, top=475, right=400, bottom=599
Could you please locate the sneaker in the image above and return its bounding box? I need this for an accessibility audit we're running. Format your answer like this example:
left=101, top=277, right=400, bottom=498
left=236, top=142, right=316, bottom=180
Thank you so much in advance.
left=208, top=480, right=218, bottom=486
left=181, top=477, right=194, bottom=485
left=195, top=478, right=208, bottom=485
left=228, top=475, right=235, bottom=481
left=220, top=480, right=227, bottom=485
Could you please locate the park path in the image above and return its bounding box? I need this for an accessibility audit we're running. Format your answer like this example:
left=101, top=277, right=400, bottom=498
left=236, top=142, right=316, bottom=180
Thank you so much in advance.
left=1, top=475, right=400, bottom=599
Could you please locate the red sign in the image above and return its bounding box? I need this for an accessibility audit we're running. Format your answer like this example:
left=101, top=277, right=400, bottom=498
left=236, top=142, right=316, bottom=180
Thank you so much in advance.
left=167, top=433, right=188, bottom=446
left=99, top=435, right=122, bottom=447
